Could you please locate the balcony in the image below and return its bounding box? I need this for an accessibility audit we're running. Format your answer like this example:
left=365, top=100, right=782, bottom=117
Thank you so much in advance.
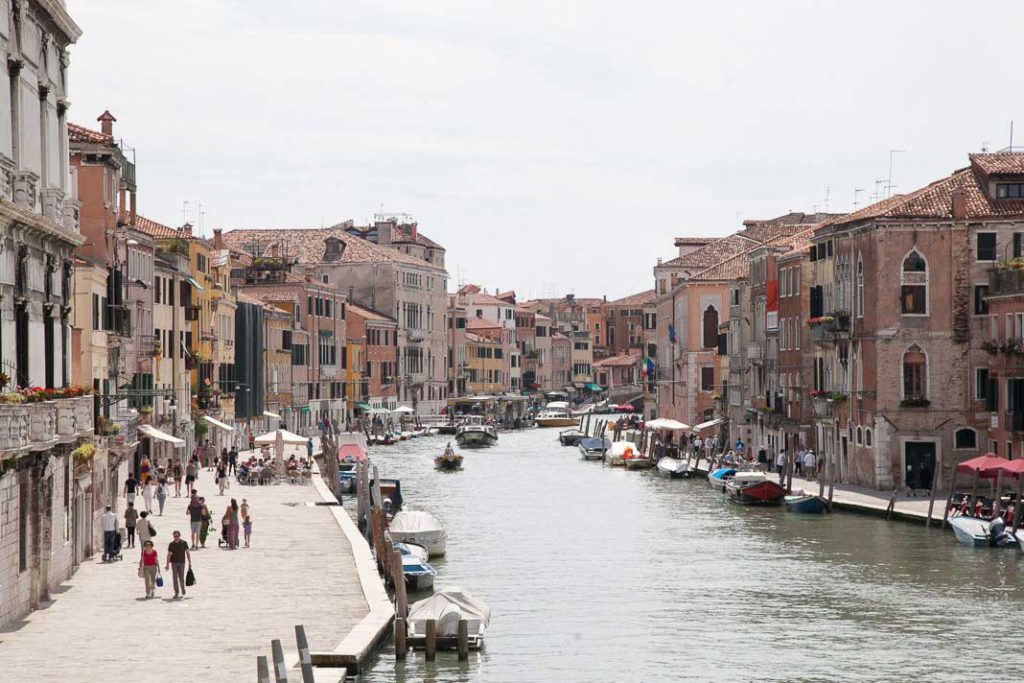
left=407, top=328, right=426, bottom=343
left=0, top=396, right=94, bottom=453
left=746, top=344, right=762, bottom=361
left=990, top=266, right=1024, bottom=296
left=810, top=312, right=851, bottom=345
left=811, top=394, right=834, bottom=419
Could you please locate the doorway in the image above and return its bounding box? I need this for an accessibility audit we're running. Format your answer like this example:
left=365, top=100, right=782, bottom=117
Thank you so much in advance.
left=904, top=441, right=937, bottom=490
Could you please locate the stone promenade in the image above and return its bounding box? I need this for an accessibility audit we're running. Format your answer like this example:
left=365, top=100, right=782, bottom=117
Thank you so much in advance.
left=0, top=461, right=368, bottom=682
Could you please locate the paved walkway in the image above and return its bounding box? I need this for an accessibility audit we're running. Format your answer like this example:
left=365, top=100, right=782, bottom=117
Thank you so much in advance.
left=0, top=454, right=368, bottom=682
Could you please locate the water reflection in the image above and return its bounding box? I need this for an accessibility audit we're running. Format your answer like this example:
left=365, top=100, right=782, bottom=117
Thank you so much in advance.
left=360, top=428, right=1024, bottom=682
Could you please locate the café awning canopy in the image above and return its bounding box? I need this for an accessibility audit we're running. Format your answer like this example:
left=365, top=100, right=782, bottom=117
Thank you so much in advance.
left=693, top=417, right=726, bottom=431
left=203, top=415, right=234, bottom=432
left=185, top=276, right=204, bottom=291
left=645, top=418, right=690, bottom=431
left=356, top=402, right=372, bottom=411
left=139, top=424, right=185, bottom=448
left=393, top=406, right=415, bottom=414
left=254, top=428, right=308, bottom=445
left=263, top=410, right=282, bottom=419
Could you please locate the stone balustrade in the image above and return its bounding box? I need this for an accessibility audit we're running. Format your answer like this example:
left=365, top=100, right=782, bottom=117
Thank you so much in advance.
left=0, top=396, right=95, bottom=454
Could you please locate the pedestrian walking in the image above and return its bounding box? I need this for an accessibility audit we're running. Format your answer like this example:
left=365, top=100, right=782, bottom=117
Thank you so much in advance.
left=123, top=475, right=138, bottom=506
left=138, top=540, right=160, bottom=599
left=101, top=506, right=118, bottom=561
left=136, top=511, right=155, bottom=549
left=172, top=461, right=183, bottom=497
left=776, top=449, right=787, bottom=483
left=156, top=479, right=168, bottom=515
left=216, top=463, right=228, bottom=496
left=124, top=503, right=138, bottom=548
left=185, top=457, right=198, bottom=491
left=243, top=513, right=252, bottom=548
left=227, top=498, right=240, bottom=549
left=228, top=447, right=238, bottom=475
left=141, top=479, right=154, bottom=513
left=794, top=449, right=804, bottom=477
left=187, top=495, right=204, bottom=549
left=139, top=456, right=153, bottom=486
left=306, top=437, right=314, bottom=463
left=199, top=498, right=212, bottom=548
left=220, top=447, right=229, bottom=470
left=803, top=449, right=816, bottom=480
left=204, top=439, right=216, bottom=471
left=165, top=531, right=192, bottom=599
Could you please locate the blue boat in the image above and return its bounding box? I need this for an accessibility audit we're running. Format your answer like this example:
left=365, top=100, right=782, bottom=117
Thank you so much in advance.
left=784, top=494, right=826, bottom=514
left=708, top=467, right=736, bottom=491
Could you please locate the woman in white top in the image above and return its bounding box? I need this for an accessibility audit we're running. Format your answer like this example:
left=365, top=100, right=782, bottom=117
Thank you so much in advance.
left=142, top=479, right=154, bottom=513
left=803, top=450, right=817, bottom=479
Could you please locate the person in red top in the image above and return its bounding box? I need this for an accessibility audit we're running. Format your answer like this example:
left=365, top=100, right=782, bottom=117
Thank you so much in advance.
left=138, top=540, right=160, bottom=599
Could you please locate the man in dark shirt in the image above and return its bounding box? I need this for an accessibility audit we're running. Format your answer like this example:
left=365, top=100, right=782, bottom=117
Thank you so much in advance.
left=187, top=496, right=204, bottom=549
left=228, top=447, right=238, bottom=475
left=124, top=476, right=138, bottom=506
left=165, top=530, right=192, bottom=599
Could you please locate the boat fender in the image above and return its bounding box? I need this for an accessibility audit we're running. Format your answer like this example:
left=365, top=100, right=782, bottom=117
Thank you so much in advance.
left=624, top=448, right=634, bottom=459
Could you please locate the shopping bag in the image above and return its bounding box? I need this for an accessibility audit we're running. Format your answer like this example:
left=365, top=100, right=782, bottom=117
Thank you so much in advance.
left=185, top=567, right=196, bottom=586
left=156, top=573, right=164, bottom=588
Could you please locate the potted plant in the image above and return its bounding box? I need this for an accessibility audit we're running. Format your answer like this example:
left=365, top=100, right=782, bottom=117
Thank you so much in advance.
left=71, top=443, right=96, bottom=465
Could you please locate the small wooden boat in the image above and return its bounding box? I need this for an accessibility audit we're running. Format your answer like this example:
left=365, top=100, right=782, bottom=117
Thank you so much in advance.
left=656, top=457, right=690, bottom=479
left=390, top=510, right=448, bottom=557
left=558, top=428, right=585, bottom=446
left=725, top=472, right=785, bottom=505
left=394, top=542, right=430, bottom=562
left=408, top=589, right=491, bottom=650
left=708, top=467, right=736, bottom=491
left=434, top=453, right=464, bottom=471
left=578, top=437, right=610, bottom=461
left=401, top=554, right=438, bottom=591
left=949, top=516, right=1019, bottom=548
left=784, top=494, right=826, bottom=514
left=368, top=478, right=404, bottom=514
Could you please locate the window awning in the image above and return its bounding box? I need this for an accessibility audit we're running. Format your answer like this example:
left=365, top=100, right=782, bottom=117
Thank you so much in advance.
left=356, top=402, right=372, bottom=411
left=203, top=415, right=234, bottom=432
left=138, top=424, right=186, bottom=447
left=693, top=417, right=726, bottom=431
left=263, top=411, right=282, bottom=419
left=585, top=383, right=603, bottom=392
left=185, top=276, right=204, bottom=291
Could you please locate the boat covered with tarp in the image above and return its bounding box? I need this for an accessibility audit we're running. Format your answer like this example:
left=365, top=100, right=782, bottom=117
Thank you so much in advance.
left=407, top=588, right=491, bottom=650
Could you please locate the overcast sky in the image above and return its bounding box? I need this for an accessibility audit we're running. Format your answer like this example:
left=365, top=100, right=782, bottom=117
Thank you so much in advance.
left=70, top=1, right=1024, bottom=300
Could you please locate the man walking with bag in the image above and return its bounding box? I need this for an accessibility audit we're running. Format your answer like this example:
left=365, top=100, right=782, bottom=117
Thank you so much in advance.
left=166, top=530, right=192, bottom=599
left=101, top=506, right=118, bottom=562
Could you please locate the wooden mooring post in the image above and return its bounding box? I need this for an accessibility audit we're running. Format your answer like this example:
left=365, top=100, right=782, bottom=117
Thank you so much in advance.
left=885, top=489, right=898, bottom=520
left=425, top=619, right=437, bottom=661
left=457, top=619, right=470, bottom=660
left=294, top=625, right=314, bottom=683
left=257, top=656, right=271, bottom=683
left=395, top=617, right=408, bottom=660
left=391, top=548, right=408, bottom=617
left=271, top=639, right=289, bottom=683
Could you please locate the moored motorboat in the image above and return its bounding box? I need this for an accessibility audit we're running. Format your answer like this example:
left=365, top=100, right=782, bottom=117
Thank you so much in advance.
left=558, top=428, right=585, bottom=446
left=784, top=493, right=826, bottom=513
left=578, top=437, right=610, bottom=461
left=434, top=452, right=464, bottom=471
left=725, top=471, right=785, bottom=505
left=401, top=554, right=438, bottom=591
left=606, top=441, right=639, bottom=467
left=394, top=541, right=430, bottom=562
left=949, top=515, right=1019, bottom=548
left=623, top=449, right=653, bottom=470
left=455, top=417, right=498, bottom=447
left=656, top=457, right=690, bottom=478
left=389, top=510, right=448, bottom=557
left=408, top=588, right=491, bottom=650
left=708, top=467, right=736, bottom=491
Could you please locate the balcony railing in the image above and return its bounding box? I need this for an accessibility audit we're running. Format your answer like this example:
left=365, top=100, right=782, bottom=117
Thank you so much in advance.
left=990, top=267, right=1024, bottom=296
left=746, top=344, right=762, bottom=361
left=185, top=305, right=200, bottom=322
left=0, top=396, right=94, bottom=452
left=407, top=329, right=426, bottom=342
left=811, top=395, right=834, bottom=419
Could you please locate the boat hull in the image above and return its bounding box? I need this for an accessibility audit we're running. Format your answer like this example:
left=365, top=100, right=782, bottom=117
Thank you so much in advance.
left=559, top=431, right=585, bottom=446
left=535, top=417, right=578, bottom=428
left=580, top=450, right=605, bottom=461
left=726, top=480, right=785, bottom=505
left=949, top=516, right=1019, bottom=548
left=624, top=457, right=653, bottom=470
left=456, top=430, right=497, bottom=447
left=391, top=529, right=448, bottom=557
left=405, top=572, right=435, bottom=591
left=784, top=494, right=826, bottom=513
left=434, top=457, right=463, bottom=471
left=656, top=457, right=690, bottom=478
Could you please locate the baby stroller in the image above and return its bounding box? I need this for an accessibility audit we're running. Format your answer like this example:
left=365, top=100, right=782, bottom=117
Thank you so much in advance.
left=217, top=519, right=230, bottom=548
left=104, top=528, right=124, bottom=562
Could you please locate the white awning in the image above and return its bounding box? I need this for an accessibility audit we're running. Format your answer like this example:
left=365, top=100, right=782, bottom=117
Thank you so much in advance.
left=254, top=429, right=308, bottom=445
left=263, top=411, right=282, bottom=419
left=693, top=417, right=726, bottom=431
left=138, top=424, right=186, bottom=447
left=203, top=416, right=234, bottom=432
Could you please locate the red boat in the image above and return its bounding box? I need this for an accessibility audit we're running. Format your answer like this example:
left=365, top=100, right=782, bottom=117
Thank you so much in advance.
left=724, top=472, right=785, bottom=505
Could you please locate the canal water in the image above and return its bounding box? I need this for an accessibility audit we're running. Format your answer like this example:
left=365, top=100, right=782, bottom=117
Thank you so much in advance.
left=360, top=426, right=1024, bottom=682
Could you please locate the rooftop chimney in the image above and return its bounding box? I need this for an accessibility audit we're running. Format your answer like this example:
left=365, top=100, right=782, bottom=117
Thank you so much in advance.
left=269, top=242, right=279, bottom=257
left=375, top=221, right=393, bottom=248
left=411, top=222, right=418, bottom=242
left=213, top=228, right=223, bottom=250
left=97, top=110, right=116, bottom=137
left=951, top=189, right=968, bottom=221
left=181, top=222, right=193, bottom=236
left=323, top=236, right=346, bottom=262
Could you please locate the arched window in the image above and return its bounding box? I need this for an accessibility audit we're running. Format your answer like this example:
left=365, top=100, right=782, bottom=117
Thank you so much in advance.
left=903, top=345, right=927, bottom=400
left=865, top=428, right=873, bottom=447
left=856, top=426, right=863, bottom=445
left=955, top=428, right=977, bottom=450
left=702, top=305, right=719, bottom=349
left=901, top=250, right=928, bottom=315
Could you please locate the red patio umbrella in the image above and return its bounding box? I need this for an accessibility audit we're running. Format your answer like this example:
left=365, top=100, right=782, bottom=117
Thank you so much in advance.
left=956, top=453, right=1009, bottom=479
left=983, top=459, right=1024, bottom=478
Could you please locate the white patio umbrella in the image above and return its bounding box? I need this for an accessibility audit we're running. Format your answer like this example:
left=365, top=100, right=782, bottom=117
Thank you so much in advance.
left=254, top=428, right=308, bottom=475
left=645, top=418, right=691, bottom=431
left=392, top=406, right=415, bottom=414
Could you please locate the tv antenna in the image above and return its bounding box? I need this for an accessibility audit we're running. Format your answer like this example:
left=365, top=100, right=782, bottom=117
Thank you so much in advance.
left=853, top=187, right=864, bottom=211
left=885, top=149, right=905, bottom=199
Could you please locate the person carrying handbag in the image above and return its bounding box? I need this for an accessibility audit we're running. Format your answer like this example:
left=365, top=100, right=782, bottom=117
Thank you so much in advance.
left=165, top=530, right=192, bottom=600
left=138, top=540, right=160, bottom=599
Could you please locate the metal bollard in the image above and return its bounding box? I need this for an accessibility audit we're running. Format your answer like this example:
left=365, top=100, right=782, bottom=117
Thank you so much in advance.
left=295, top=625, right=314, bottom=683
left=257, top=655, right=271, bottom=683
left=271, top=639, right=289, bottom=683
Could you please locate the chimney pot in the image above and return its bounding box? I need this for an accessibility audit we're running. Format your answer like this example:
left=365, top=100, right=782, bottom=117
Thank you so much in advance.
left=951, top=189, right=968, bottom=221
left=213, top=228, right=223, bottom=250
left=97, top=110, right=116, bottom=137
left=181, top=222, right=193, bottom=236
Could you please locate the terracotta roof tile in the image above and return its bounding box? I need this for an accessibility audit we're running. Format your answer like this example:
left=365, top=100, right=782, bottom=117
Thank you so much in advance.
left=659, top=234, right=758, bottom=270
left=347, top=303, right=396, bottom=324
left=68, top=122, right=111, bottom=145
left=607, top=289, right=655, bottom=307
left=135, top=214, right=184, bottom=239
left=969, top=153, right=1024, bottom=176
left=221, top=228, right=443, bottom=270
left=594, top=354, right=640, bottom=368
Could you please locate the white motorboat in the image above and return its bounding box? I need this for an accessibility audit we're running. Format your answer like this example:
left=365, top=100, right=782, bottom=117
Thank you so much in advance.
left=606, top=441, right=640, bottom=467
left=401, top=554, right=438, bottom=591
left=407, top=588, right=491, bottom=650
left=394, top=541, right=430, bottom=562
left=656, top=457, right=691, bottom=478
left=455, top=416, right=498, bottom=447
left=949, top=516, right=1019, bottom=548
left=535, top=401, right=577, bottom=428
left=389, top=510, right=448, bottom=557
